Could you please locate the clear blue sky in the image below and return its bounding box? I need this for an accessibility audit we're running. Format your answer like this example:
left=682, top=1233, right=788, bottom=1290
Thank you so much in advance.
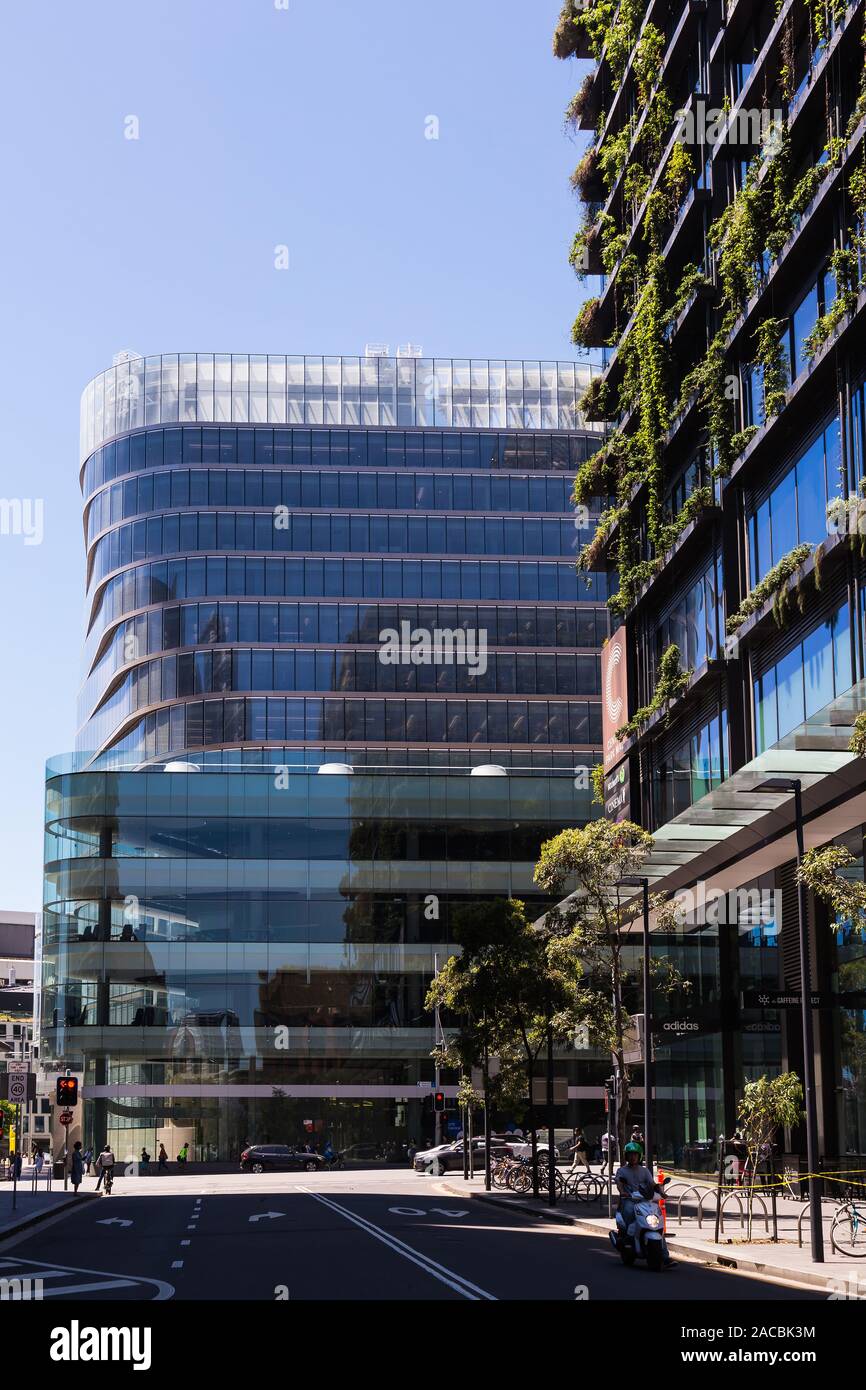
left=0, top=0, right=591, bottom=911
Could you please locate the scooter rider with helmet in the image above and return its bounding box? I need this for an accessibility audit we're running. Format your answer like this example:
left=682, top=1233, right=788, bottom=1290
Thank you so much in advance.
left=615, top=1141, right=675, bottom=1267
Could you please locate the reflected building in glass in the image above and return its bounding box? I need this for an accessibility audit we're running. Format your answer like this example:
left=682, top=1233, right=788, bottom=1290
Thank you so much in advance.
left=43, top=351, right=608, bottom=1158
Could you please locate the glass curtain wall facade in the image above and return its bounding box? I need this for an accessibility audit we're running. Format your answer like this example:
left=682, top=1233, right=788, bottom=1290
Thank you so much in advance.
left=42, top=766, right=596, bottom=1160
left=562, top=0, right=866, bottom=1165
left=76, top=356, right=606, bottom=769
left=43, top=352, right=607, bottom=1159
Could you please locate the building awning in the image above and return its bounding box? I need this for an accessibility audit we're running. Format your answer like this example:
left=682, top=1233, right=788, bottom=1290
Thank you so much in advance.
left=551, top=677, right=866, bottom=923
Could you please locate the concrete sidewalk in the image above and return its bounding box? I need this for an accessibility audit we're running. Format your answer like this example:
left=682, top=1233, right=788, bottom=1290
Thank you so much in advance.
left=441, top=1174, right=861, bottom=1294
left=0, top=1186, right=99, bottom=1239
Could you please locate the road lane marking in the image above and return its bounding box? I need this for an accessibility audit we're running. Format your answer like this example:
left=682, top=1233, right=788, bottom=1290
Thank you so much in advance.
left=0, top=1256, right=174, bottom=1300
left=296, top=1188, right=497, bottom=1301
left=41, top=1279, right=140, bottom=1297
left=171, top=1261, right=184, bottom=1269
left=181, top=1240, right=191, bottom=1246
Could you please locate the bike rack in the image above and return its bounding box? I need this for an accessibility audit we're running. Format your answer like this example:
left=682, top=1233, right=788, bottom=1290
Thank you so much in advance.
left=664, top=1181, right=718, bottom=1228
left=666, top=1182, right=703, bottom=1227
left=719, top=1189, right=769, bottom=1234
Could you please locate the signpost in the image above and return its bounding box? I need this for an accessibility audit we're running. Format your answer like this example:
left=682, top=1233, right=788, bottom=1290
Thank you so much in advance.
left=6, top=1062, right=34, bottom=1213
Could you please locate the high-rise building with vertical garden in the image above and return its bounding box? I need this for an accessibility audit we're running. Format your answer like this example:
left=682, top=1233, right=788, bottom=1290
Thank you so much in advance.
left=556, top=0, right=866, bottom=1165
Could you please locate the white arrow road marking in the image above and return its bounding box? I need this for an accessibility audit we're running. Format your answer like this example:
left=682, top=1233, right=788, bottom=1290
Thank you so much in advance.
left=297, top=1188, right=496, bottom=1301
left=96, top=1218, right=133, bottom=1227
left=249, top=1211, right=285, bottom=1222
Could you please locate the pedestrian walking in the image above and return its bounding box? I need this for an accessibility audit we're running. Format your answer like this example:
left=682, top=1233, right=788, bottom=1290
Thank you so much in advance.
left=83, top=1146, right=93, bottom=1175
left=177, top=1142, right=189, bottom=1166
left=70, top=1141, right=85, bottom=1194
left=601, top=1131, right=618, bottom=1173
left=569, top=1128, right=592, bottom=1174
left=140, top=1147, right=151, bottom=1174
left=158, top=1143, right=169, bottom=1172
left=34, top=1150, right=45, bottom=1182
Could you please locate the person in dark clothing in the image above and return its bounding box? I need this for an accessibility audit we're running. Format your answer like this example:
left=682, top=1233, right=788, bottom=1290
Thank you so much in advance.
left=70, top=1141, right=85, bottom=1193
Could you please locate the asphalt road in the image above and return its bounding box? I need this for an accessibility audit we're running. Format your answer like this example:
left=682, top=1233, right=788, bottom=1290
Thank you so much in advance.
left=0, top=1170, right=824, bottom=1302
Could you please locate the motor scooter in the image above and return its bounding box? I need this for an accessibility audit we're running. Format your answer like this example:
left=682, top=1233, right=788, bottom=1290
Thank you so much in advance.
left=609, top=1178, right=670, bottom=1271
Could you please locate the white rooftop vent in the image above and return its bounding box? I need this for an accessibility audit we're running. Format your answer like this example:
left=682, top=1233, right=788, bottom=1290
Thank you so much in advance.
left=469, top=764, right=508, bottom=777
left=396, top=344, right=423, bottom=358
left=364, top=343, right=390, bottom=358
left=317, top=763, right=354, bottom=775
left=112, top=349, right=142, bottom=366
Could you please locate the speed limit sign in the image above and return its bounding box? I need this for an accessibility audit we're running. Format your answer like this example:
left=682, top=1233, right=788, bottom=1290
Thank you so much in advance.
left=3, top=1064, right=35, bottom=1105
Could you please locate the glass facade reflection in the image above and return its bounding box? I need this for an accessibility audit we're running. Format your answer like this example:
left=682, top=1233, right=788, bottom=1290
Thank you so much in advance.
left=80, top=355, right=597, bottom=462
left=42, top=764, right=594, bottom=1158
left=77, top=361, right=607, bottom=767
left=44, top=352, right=607, bottom=1158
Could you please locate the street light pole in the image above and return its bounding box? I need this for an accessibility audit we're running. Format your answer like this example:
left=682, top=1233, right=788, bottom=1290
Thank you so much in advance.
left=792, top=779, right=824, bottom=1263
left=621, top=875, right=653, bottom=1173
left=640, top=877, right=653, bottom=1174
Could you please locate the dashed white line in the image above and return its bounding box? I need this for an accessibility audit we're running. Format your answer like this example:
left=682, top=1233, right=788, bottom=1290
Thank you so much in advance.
left=171, top=1260, right=184, bottom=1269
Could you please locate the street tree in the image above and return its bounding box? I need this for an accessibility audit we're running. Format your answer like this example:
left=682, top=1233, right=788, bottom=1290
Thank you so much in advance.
left=426, top=897, right=587, bottom=1192
left=737, top=1072, right=804, bottom=1238
left=533, top=818, right=656, bottom=1156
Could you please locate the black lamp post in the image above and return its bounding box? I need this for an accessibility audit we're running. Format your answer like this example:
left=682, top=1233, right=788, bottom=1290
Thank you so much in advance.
left=620, top=875, right=653, bottom=1173
left=749, top=776, right=824, bottom=1263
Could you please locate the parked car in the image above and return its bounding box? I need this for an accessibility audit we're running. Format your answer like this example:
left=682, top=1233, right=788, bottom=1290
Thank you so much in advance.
left=413, top=1138, right=510, bottom=1173
left=240, top=1145, right=326, bottom=1173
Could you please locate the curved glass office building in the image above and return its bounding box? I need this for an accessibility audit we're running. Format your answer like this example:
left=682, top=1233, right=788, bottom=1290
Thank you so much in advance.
left=43, top=352, right=606, bottom=1160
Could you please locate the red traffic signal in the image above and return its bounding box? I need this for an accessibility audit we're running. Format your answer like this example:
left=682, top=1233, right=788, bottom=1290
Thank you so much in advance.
left=56, top=1077, right=78, bottom=1106
left=433, top=1091, right=446, bottom=1112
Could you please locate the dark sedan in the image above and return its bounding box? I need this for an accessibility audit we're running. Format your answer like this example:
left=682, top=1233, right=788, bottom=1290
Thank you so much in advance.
left=240, top=1144, right=326, bottom=1173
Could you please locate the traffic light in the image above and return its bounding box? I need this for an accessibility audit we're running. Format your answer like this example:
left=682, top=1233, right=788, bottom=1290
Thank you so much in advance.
left=433, top=1091, right=446, bottom=1112
left=56, top=1076, right=78, bottom=1106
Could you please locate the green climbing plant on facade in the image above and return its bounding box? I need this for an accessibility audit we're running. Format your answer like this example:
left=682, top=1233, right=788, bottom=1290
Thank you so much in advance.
left=556, top=0, right=866, bottom=628
left=725, top=544, right=815, bottom=634
left=616, top=644, right=692, bottom=740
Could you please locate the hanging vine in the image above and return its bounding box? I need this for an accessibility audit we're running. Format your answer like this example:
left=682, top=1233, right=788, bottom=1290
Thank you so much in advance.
left=616, top=644, right=692, bottom=739
left=725, top=544, right=815, bottom=633
left=754, top=317, right=789, bottom=418
left=554, top=0, right=866, bottom=625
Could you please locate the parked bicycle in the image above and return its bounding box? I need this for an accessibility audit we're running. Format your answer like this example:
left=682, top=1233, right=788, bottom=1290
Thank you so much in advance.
left=564, top=1171, right=606, bottom=1203
left=831, top=1198, right=866, bottom=1256
left=506, top=1155, right=564, bottom=1197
